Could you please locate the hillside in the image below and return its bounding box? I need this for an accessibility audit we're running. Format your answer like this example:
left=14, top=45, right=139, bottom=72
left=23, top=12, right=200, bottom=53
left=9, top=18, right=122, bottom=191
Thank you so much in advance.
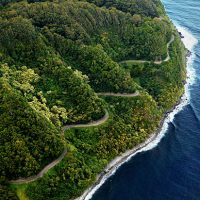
left=0, top=0, right=186, bottom=199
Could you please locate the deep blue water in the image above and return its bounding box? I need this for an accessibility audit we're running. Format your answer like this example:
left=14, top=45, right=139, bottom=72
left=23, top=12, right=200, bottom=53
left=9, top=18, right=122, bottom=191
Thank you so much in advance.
left=91, top=1, right=200, bottom=199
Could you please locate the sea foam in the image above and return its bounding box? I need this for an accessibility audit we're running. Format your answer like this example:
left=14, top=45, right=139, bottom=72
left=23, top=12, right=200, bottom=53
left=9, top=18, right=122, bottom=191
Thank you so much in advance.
left=78, top=25, right=198, bottom=200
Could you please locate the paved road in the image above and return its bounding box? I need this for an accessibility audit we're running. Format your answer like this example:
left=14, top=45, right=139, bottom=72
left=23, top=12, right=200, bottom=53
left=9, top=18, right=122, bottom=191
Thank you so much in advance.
left=97, top=91, right=140, bottom=97
left=63, top=110, right=109, bottom=131
left=9, top=149, right=68, bottom=184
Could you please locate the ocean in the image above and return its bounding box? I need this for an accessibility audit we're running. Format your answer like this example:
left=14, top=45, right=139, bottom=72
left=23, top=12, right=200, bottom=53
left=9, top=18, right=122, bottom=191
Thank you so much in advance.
left=89, top=0, right=200, bottom=199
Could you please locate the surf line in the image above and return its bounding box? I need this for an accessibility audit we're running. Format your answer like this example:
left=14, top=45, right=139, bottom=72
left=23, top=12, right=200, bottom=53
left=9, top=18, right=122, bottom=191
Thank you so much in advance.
left=76, top=26, right=198, bottom=200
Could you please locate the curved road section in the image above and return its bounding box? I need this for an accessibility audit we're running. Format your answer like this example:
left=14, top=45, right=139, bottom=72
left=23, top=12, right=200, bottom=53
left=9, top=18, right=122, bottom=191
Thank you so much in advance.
left=120, top=35, right=175, bottom=65
left=9, top=92, right=140, bottom=184
left=9, top=112, right=109, bottom=184
left=63, top=110, right=109, bottom=131
left=9, top=149, right=68, bottom=184
left=8, top=34, right=174, bottom=185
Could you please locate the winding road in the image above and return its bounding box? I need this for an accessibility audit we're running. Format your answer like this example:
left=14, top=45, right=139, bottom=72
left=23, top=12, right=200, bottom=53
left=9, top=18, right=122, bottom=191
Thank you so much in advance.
left=9, top=35, right=175, bottom=184
left=9, top=35, right=174, bottom=185
left=9, top=92, right=140, bottom=185
left=120, top=35, right=175, bottom=65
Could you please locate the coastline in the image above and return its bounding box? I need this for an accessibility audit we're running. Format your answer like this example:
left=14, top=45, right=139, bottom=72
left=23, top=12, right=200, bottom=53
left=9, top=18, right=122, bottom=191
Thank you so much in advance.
left=76, top=26, right=197, bottom=200
left=76, top=92, right=186, bottom=200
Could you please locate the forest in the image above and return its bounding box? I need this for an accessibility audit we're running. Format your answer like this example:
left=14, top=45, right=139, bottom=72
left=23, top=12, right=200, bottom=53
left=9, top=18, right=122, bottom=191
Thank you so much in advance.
left=0, top=0, right=186, bottom=199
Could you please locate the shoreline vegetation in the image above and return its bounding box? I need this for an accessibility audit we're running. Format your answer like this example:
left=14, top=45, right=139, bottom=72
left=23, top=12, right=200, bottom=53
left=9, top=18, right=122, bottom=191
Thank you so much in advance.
left=77, top=27, right=194, bottom=200
left=0, top=0, right=188, bottom=199
left=76, top=87, right=187, bottom=200
left=77, top=25, right=196, bottom=200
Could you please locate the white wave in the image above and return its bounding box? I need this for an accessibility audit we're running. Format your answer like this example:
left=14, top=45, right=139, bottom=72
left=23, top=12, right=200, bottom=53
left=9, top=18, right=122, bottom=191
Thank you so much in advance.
left=176, top=24, right=198, bottom=87
left=176, top=25, right=198, bottom=51
left=78, top=26, right=198, bottom=200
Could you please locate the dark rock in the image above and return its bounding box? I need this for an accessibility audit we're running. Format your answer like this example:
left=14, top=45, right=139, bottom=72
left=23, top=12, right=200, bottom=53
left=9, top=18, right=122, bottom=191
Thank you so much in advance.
left=186, top=49, right=192, bottom=57
left=178, top=31, right=184, bottom=38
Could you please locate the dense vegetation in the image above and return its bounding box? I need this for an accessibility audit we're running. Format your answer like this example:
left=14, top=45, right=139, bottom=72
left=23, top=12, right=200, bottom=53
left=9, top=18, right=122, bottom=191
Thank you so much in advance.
left=85, top=0, right=165, bottom=17
left=0, top=0, right=165, bottom=17
left=0, top=0, right=186, bottom=199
